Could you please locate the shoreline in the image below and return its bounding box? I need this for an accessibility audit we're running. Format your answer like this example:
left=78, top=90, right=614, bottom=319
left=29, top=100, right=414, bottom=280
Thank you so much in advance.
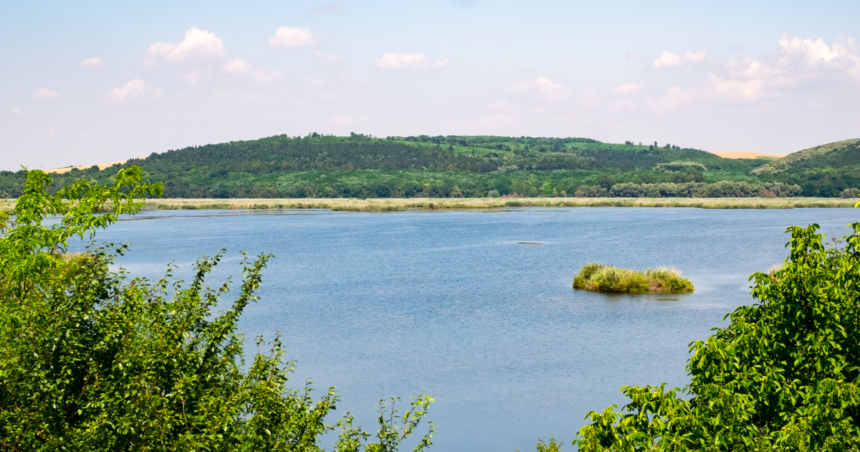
left=1, top=197, right=855, bottom=213
left=138, top=197, right=858, bottom=211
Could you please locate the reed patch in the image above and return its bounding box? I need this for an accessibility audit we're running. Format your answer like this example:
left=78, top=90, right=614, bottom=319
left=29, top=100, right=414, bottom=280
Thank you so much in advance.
left=573, top=263, right=694, bottom=293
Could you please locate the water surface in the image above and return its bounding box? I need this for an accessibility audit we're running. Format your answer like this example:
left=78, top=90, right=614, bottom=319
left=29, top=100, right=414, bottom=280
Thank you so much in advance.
left=83, top=207, right=859, bottom=451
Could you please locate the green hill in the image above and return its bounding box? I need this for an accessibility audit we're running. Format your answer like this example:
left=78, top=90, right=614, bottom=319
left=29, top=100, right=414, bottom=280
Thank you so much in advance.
left=0, top=133, right=830, bottom=199
left=751, top=139, right=860, bottom=175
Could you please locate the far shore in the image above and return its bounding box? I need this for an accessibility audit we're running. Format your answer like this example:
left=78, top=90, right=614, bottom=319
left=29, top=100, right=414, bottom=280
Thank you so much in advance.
left=140, top=197, right=855, bottom=211
left=2, top=197, right=856, bottom=212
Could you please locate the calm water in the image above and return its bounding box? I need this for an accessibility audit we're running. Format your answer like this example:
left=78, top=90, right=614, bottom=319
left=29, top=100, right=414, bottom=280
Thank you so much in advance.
left=78, top=207, right=858, bottom=451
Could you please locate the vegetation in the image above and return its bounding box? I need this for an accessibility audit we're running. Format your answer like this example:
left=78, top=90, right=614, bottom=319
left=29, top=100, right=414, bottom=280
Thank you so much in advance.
left=750, top=139, right=860, bottom=196
left=573, top=263, right=694, bottom=293
left=1, top=133, right=812, bottom=200
left=0, top=168, right=435, bottom=451
left=573, top=222, right=860, bottom=450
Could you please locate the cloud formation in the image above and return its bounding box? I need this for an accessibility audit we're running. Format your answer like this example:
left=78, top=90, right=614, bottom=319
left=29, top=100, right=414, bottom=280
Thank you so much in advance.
left=105, top=79, right=159, bottom=104
left=653, top=50, right=707, bottom=69
left=646, top=33, right=860, bottom=113
left=375, top=53, right=449, bottom=70
left=12, top=108, right=23, bottom=115
left=612, top=82, right=643, bottom=94
left=314, top=51, right=342, bottom=67
left=145, top=27, right=225, bottom=61
left=509, top=76, right=572, bottom=100
left=268, top=27, right=317, bottom=48
left=223, top=59, right=252, bottom=74
left=33, top=88, right=58, bottom=99
left=81, top=57, right=103, bottom=69
left=222, top=59, right=282, bottom=83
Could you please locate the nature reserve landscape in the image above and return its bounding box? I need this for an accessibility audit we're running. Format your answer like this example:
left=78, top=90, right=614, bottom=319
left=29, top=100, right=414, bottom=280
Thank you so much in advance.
left=3, top=1, right=860, bottom=451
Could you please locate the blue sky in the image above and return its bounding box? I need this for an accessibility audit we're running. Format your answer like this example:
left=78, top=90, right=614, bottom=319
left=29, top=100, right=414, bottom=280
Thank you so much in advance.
left=3, top=0, right=860, bottom=170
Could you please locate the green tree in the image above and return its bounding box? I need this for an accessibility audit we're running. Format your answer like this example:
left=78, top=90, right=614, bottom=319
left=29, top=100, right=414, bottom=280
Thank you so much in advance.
left=573, top=222, right=860, bottom=451
left=0, top=168, right=434, bottom=451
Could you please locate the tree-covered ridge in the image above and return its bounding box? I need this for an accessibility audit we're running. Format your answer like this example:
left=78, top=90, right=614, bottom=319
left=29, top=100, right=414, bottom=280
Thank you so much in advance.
left=3, top=133, right=855, bottom=199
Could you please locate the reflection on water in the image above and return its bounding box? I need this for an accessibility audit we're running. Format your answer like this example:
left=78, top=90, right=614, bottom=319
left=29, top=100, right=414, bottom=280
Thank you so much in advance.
left=77, top=207, right=859, bottom=451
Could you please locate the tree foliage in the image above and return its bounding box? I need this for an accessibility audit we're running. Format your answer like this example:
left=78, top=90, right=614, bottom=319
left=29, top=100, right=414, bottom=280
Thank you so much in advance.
left=574, top=222, right=860, bottom=450
left=0, top=169, right=434, bottom=451
left=0, top=134, right=786, bottom=199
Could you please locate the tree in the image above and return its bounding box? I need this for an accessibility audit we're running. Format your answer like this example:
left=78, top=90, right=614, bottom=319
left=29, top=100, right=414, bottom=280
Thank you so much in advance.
left=574, top=222, right=860, bottom=451
left=0, top=168, right=434, bottom=451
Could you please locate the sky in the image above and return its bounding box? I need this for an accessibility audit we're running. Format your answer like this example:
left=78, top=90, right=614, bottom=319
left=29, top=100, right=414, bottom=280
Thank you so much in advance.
left=2, top=0, right=860, bottom=171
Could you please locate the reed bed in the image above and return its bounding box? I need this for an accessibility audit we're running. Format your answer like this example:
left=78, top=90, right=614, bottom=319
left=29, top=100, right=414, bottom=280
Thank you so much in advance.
left=0, top=197, right=853, bottom=213
left=139, top=197, right=856, bottom=211
left=573, top=263, right=694, bottom=293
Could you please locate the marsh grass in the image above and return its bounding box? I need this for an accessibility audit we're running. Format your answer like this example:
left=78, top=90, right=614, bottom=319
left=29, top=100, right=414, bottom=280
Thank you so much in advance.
left=130, top=197, right=856, bottom=212
left=573, top=263, right=694, bottom=293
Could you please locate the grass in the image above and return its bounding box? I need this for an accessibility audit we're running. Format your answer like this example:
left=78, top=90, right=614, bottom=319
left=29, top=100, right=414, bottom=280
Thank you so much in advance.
left=137, top=197, right=857, bottom=211
left=573, top=263, right=694, bottom=293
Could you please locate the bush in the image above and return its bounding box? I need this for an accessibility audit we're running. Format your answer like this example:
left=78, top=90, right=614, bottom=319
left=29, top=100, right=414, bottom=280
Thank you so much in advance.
left=574, top=222, right=860, bottom=450
left=840, top=188, right=860, bottom=198
left=573, top=263, right=693, bottom=293
left=0, top=168, right=435, bottom=451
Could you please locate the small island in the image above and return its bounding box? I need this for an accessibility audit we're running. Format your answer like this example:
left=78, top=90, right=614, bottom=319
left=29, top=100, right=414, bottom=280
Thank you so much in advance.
left=573, top=263, right=694, bottom=293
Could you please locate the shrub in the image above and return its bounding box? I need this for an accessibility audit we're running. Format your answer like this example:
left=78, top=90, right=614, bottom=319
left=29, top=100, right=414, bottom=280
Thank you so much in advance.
left=0, top=168, right=435, bottom=451
left=840, top=188, right=860, bottom=198
left=574, top=222, right=860, bottom=450
left=573, top=263, right=693, bottom=293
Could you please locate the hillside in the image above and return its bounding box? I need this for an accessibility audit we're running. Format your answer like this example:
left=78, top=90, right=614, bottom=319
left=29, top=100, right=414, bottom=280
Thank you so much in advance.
left=751, top=139, right=860, bottom=175
left=0, top=133, right=837, bottom=199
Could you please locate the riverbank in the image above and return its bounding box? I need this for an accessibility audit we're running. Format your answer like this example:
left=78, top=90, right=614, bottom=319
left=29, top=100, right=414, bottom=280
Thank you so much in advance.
left=0, top=197, right=854, bottom=213
left=138, top=197, right=857, bottom=211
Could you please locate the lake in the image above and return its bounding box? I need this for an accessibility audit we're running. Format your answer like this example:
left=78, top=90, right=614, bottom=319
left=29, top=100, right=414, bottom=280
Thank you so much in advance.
left=81, top=207, right=859, bottom=451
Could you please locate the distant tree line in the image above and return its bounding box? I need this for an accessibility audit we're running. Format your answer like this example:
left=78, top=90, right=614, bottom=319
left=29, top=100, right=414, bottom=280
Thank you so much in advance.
left=0, top=133, right=851, bottom=199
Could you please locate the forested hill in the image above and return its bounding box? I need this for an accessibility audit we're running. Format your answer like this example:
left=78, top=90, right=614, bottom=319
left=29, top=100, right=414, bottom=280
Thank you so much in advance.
left=2, top=133, right=857, bottom=198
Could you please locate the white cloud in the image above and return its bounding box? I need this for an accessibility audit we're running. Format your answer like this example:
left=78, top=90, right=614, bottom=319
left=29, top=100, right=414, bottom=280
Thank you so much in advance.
left=703, top=73, right=764, bottom=100
left=778, top=34, right=839, bottom=67
left=375, top=53, right=449, bottom=70
left=314, top=51, right=342, bottom=67
left=653, top=50, right=707, bottom=69
left=80, top=57, right=103, bottom=69
left=612, top=82, right=643, bottom=94
left=509, top=76, right=572, bottom=100
left=33, top=88, right=58, bottom=99
left=184, top=71, right=200, bottom=84
left=647, top=86, right=696, bottom=113
left=12, top=108, right=23, bottom=115
left=223, top=59, right=252, bottom=74
left=105, top=79, right=159, bottom=104
left=304, top=76, right=326, bottom=87
left=726, top=57, right=779, bottom=80
left=223, top=59, right=281, bottom=83
left=775, top=33, right=860, bottom=80
left=145, top=27, right=225, bottom=61
left=252, top=68, right=282, bottom=83
left=268, top=27, right=317, bottom=48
